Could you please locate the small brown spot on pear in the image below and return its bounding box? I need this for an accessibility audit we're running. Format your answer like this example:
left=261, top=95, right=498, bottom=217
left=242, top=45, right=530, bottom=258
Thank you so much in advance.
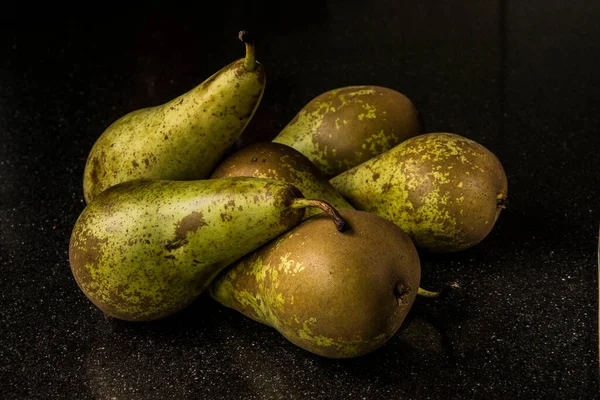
left=220, top=213, right=233, bottom=222
left=174, top=212, right=207, bottom=241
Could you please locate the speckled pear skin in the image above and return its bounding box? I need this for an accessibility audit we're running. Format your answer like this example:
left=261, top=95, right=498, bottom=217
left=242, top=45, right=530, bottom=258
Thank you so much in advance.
left=272, top=85, right=422, bottom=178
left=69, top=177, right=306, bottom=322
left=209, top=210, right=421, bottom=359
left=210, top=142, right=354, bottom=218
left=330, top=133, right=508, bottom=252
left=82, top=49, right=266, bottom=203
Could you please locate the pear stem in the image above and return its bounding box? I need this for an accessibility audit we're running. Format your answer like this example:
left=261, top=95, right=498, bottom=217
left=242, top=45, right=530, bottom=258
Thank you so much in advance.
left=417, top=281, right=461, bottom=299
left=417, top=287, right=442, bottom=298
left=238, top=30, right=256, bottom=72
left=291, top=199, right=346, bottom=232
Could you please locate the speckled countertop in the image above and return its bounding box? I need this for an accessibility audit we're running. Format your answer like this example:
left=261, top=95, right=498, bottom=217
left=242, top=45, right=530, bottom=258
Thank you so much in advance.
left=1, top=2, right=598, bottom=399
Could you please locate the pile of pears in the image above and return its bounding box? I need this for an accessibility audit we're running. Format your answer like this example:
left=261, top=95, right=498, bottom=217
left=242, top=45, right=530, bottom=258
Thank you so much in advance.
left=69, top=32, right=508, bottom=359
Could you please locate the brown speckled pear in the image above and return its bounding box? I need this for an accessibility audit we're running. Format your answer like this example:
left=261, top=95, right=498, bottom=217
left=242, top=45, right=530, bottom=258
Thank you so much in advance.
left=82, top=31, right=266, bottom=203
left=330, top=132, right=508, bottom=252
left=272, top=85, right=422, bottom=177
left=210, top=142, right=354, bottom=218
left=69, top=176, right=345, bottom=322
left=209, top=210, right=421, bottom=358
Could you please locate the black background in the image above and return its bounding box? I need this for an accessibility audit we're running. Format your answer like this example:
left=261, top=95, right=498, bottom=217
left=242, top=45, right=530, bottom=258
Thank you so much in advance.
left=1, top=1, right=599, bottom=399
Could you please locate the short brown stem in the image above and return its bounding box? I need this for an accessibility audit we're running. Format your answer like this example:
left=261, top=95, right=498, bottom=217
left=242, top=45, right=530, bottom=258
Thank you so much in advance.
left=291, top=199, right=346, bottom=232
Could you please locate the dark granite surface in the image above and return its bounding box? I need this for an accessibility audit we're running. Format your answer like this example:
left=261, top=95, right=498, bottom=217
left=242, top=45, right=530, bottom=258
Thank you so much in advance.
left=1, top=1, right=599, bottom=399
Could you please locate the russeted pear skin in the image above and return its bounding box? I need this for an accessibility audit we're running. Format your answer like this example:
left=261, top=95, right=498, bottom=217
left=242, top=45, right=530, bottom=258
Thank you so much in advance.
left=330, top=133, right=508, bottom=252
left=69, top=177, right=311, bottom=322
left=83, top=32, right=266, bottom=203
left=210, top=142, right=354, bottom=218
left=209, top=210, right=421, bottom=358
left=272, top=85, right=422, bottom=177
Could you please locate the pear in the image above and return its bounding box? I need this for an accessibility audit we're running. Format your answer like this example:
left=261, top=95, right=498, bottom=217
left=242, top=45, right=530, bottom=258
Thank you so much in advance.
left=69, top=177, right=345, bottom=322
left=210, top=142, right=354, bottom=218
left=83, top=31, right=266, bottom=203
left=272, top=85, right=422, bottom=177
left=209, top=210, right=421, bottom=358
left=330, top=132, right=508, bottom=252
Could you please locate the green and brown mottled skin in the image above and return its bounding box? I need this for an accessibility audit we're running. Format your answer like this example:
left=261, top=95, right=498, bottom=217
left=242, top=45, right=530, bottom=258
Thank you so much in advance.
left=330, top=133, right=509, bottom=253
left=209, top=210, right=421, bottom=359
left=82, top=44, right=266, bottom=203
left=272, top=85, right=422, bottom=178
left=210, top=142, right=354, bottom=218
left=69, top=177, right=309, bottom=322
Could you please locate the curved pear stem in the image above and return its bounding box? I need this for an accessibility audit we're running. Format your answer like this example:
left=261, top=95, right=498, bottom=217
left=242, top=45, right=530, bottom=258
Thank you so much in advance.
left=238, top=30, right=256, bottom=72
left=291, top=199, right=346, bottom=232
left=417, top=281, right=461, bottom=299
left=417, top=287, right=442, bottom=298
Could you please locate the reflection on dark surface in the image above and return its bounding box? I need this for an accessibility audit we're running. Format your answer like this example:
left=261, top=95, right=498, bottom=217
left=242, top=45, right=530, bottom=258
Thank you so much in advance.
left=83, top=295, right=454, bottom=399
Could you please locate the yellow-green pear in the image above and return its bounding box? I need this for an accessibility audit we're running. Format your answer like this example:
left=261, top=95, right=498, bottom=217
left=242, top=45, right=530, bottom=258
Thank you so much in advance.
left=83, top=31, right=266, bottom=203
left=210, top=210, right=421, bottom=358
left=210, top=141, right=354, bottom=218
left=69, top=177, right=344, bottom=322
left=272, top=85, right=422, bottom=177
left=331, top=132, right=508, bottom=252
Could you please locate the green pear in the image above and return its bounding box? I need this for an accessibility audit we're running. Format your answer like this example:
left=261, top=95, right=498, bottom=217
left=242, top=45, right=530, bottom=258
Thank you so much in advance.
left=210, top=141, right=354, bottom=218
left=209, top=210, right=421, bottom=358
left=330, top=132, right=508, bottom=252
left=272, top=85, right=422, bottom=177
left=69, top=177, right=345, bottom=322
left=83, top=31, right=266, bottom=203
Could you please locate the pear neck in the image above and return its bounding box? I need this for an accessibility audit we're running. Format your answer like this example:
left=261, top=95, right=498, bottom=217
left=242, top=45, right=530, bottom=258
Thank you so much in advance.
left=238, top=30, right=256, bottom=72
